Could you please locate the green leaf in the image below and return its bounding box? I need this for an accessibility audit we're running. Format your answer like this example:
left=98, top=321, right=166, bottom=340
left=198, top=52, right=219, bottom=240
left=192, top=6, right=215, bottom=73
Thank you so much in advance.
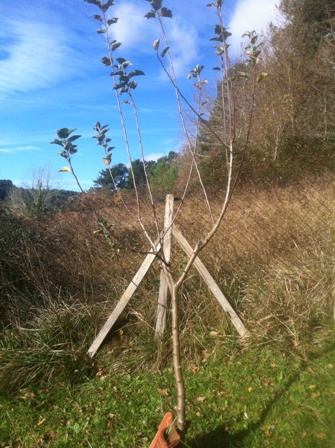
left=50, top=139, right=64, bottom=147
left=59, top=167, right=71, bottom=173
left=160, top=7, right=172, bottom=18
left=113, top=82, right=126, bottom=90
left=107, top=17, right=118, bottom=26
left=119, top=75, right=130, bottom=83
left=97, top=29, right=106, bottom=34
left=92, top=14, right=102, bottom=22
left=56, top=128, right=76, bottom=139
left=111, top=41, right=122, bottom=51
left=116, top=58, right=132, bottom=69
left=116, top=57, right=126, bottom=64
left=108, top=146, right=115, bottom=152
left=161, top=46, right=169, bottom=58
left=153, top=39, right=160, bottom=51
left=102, top=57, right=111, bottom=66
left=128, top=81, right=137, bottom=90
left=68, top=135, right=81, bottom=143
left=210, top=36, right=222, bottom=42
left=65, top=142, right=77, bottom=151
left=101, top=0, right=115, bottom=13
left=128, top=70, right=145, bottom=78
left=84, top=0, right=100, bottom=6
left=214, top=24, right=222, bottom=35
left=110, top=70, right=123, bottom=76
left=121, top=61, right=132, bottom=69
left=213, top=66, right=221, bottom=71
left=213, top=45, right=224, bottom=55
left=145, top=10, right=156, bottom=19
left=148, top=0, right=162, bottom=11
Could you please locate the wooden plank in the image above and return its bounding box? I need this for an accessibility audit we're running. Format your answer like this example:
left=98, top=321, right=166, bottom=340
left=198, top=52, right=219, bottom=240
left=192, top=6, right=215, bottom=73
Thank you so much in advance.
left=172, top=225, right=248, bottom=338
left=87, top=242, right=161, bottom=358
left=155, top=194, right=174, bottom=337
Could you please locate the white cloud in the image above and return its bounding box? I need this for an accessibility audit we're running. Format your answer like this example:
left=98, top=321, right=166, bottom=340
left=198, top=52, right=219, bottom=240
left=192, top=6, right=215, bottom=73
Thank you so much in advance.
left=145, top=152, right=165, bottom=162
left=108, top=2, right=199, bottom=78
left=0, top=19, right=87, bottom=99
left=108, top=2, right=154, bottom=50
left=228, top=0, right=280, bottom=59
left=164, top=18, right=199, bottom=78
left=0, top=145, right=41, bottom=154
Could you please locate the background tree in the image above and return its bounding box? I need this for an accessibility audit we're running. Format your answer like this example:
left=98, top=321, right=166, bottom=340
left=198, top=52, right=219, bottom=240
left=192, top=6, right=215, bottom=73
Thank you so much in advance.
left=94, top=163, right=128, bottom=190
left=149, top=151, right=179, bottom=192
left=0, top=180, right=13, bottom=201
left=197, top=0, right=335, bottom=185
left=7, top=165, right=60, bottom=219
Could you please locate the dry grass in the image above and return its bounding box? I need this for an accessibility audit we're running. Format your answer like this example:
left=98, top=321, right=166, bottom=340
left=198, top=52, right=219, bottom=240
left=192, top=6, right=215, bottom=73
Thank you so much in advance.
left=1, top=173, right=334, bottom=387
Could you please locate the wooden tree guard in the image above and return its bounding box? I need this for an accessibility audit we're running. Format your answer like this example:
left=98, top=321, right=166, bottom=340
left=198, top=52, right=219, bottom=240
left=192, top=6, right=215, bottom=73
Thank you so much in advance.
left=172, top=225, right=248, bottom=337
left=155, top=194, right=174, bottom=337
left=87, top=195, right=247, bottom=358
left=87, top=238, right=162, bottom=358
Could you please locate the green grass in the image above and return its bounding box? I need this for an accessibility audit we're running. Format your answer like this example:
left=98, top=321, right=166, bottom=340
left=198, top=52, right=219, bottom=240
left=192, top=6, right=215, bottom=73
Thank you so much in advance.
left=1, top=340, right=334, bottom=447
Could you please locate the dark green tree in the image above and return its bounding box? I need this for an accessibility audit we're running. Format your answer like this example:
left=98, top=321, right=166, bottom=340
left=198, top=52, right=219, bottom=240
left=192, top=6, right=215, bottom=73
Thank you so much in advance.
left=0, top=180, right=14, bottom=201
left=93, top=163, right=128, bottom=190
left=128, top=159, right=155, bottom=189
left=150, top=151, right=179, bottom=191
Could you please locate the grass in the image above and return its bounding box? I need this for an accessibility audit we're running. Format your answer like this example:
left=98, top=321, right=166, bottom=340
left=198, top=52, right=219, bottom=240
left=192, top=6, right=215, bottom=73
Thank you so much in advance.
left=1, top=174, right=335, bottom=446
left=1, top=340, right=334, bottom=447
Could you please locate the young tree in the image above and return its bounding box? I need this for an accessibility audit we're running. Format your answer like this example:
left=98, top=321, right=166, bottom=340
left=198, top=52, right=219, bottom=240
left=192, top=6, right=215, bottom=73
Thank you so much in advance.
left=7, top=165, right=60, bottom=219
left=52, top=0, right=259, bottom=438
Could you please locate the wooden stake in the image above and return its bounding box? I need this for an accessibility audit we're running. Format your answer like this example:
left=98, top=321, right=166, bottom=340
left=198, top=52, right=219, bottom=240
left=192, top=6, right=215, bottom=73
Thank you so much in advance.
left=172, top=225, right=248, bottom=338
left=155, top=194, right=174, bottom=337
left=87, top=240, right=161, bottom=358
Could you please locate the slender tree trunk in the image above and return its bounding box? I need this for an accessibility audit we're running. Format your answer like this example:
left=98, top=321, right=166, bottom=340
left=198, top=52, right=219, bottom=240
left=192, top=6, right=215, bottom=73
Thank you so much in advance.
left=171, top=283, right=185, bottom=435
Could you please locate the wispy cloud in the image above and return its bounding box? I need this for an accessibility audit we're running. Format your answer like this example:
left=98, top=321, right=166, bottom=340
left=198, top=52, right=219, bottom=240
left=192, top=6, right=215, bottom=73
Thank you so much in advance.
left=107, top=1, right=200, bottom=78
left=0, top=15, right=89, bottom=99
left=0, top=145, right=41, bottom=154
left=228, top=0, right=280, bottom=58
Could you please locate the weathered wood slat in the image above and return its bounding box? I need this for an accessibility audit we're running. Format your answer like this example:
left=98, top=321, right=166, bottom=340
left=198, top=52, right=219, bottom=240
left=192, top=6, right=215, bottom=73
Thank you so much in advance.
left=172, top=225, right=248, bottom=338
left=87, top=241, right=161, bottom=358
left=155, top=195, right=174, bottom=337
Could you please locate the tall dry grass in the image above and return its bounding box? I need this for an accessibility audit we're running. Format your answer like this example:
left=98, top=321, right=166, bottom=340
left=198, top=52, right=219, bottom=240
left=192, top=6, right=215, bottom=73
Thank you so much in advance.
left=0, top=174, right=334, bottom=388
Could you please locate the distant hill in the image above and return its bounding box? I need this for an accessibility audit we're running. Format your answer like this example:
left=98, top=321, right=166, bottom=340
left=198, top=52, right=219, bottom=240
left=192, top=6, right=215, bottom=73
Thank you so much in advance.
left=0, top=179, right=79, bottom=208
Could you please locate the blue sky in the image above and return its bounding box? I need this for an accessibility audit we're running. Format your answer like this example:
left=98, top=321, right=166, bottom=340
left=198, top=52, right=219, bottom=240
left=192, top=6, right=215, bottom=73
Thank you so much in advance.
left=0, top=0, right=280, bottom=191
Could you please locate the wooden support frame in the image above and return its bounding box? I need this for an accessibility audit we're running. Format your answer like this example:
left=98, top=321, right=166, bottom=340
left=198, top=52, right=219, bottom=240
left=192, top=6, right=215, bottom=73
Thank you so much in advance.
left=87, top=239, right=162, bottom=358
left=87, top=195, right=247, bottom=358
left=155, top=194, right=174, bottom=337
left=172, top=225, right=248, bottom=337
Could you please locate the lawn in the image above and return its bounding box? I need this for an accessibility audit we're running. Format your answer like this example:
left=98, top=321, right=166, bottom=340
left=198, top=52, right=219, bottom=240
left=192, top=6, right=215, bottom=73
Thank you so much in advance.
left=1, top=340, right=334, bottom=447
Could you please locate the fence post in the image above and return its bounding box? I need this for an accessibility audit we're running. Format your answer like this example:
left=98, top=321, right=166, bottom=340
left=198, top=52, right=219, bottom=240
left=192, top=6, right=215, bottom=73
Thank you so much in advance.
left=155, top=194, right=174, bottom=337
